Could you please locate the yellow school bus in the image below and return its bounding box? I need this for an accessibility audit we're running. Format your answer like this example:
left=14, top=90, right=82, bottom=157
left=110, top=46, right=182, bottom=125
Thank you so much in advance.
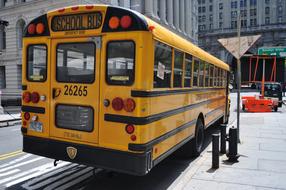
left=21, top=4, right=230, bottom=175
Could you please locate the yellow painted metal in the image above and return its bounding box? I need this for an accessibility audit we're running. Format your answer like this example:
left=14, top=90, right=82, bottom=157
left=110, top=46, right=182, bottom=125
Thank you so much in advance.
left=22, top=4, right=230, bottom=167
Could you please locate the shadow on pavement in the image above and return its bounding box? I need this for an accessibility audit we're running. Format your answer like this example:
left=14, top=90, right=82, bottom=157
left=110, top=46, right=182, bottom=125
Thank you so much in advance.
left=82, top=124, right=221, bottom=190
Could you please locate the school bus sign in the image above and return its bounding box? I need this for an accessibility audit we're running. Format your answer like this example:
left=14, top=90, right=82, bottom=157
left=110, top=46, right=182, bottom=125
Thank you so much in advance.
left=258, top=47, right=286, bottom=57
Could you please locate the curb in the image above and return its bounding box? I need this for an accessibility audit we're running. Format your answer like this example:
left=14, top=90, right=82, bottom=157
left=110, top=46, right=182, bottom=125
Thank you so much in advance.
left=0, top=119, right=21, bottom=128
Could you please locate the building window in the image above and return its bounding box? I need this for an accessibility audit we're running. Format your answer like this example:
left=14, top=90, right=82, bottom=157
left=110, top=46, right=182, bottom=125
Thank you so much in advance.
left=231, top=11, right=237, bottom=18
left=240, top=0, right=247, bottom=7
left=241, top=19, right=247, bottom=27
left=231, top=1, right=238, bottom=9
left=209, top=14, right=213, bottom=21
left=219, top=12, right=223, bottom=19
left=250, top=18, right=257, bottom=26
left=198, top=0, right=201, bottom=4
left=265, top=0, right=270, bottom=4
left=202, top=6, right=206, bottom=13
left=278, top=16, right=282, bottom=23
left=16, top=19, right=25, bottom=49
left=250, top=9, right=257, bottom=16
left=278, top=6, right=282, bottom=14
left=202, top=0, right=205, bottom=4
left=265, top=7, right=270, bottom=14
left=219, top=22, right=223, bottom=28
left=0, top=29, right=6, bottom=50
left=265, top=17, right=270, bottom=24
left=241, top=10, right=247, bottom=17
left=209, top=23, right=213, bottom=30
left=231, top=21, right=237, bottom=28
left=209, top=5, right=213, bottom=12
left=199, top=25, right=206, bottom=31
left=219, top=3, right=223, bottom=9
left=209, top=0, right=212, bottom=3
left=250, top=0, right=256, bottom=6
left=0, top=66, right=6, bottom=89
left=202, top=15, right=206, bottom=22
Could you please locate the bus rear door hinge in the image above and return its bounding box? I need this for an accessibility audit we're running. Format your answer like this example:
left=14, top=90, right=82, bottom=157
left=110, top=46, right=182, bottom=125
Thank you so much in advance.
left=89, top=37, right=101, bottom=49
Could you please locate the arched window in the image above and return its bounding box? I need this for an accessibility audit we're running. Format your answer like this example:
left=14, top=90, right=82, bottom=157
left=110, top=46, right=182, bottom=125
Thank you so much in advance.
left=16, top=19, right=25, bottom=49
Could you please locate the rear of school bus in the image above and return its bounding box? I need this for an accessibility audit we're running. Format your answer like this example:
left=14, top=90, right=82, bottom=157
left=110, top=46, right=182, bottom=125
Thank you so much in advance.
left=21, top=5, right=155, bottom=175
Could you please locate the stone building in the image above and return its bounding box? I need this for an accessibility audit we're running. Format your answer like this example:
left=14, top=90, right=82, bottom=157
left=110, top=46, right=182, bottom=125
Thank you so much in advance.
left=0, top=0, right=198, bottom=109
left=198, top=0, right=286, bottom=64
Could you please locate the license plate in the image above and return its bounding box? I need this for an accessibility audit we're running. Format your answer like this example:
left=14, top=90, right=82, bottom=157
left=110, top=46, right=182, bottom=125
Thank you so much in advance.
left=29, top=121, right=43, bottom=132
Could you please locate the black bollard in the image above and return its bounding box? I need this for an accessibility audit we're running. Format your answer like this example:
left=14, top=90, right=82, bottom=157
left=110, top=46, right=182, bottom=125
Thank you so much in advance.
left=227, top=127, right=240, bottom=162
left=212, top=134, right=220, bottom=169
left=220, top=124, right=227, bottom=154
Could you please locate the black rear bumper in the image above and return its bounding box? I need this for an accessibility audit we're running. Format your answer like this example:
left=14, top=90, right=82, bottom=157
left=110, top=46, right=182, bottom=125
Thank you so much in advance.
left=23, top=136, right=152, bottom=176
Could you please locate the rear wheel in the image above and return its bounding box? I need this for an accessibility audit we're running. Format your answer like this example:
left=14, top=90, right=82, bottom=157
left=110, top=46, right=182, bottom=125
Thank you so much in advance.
left=178, top=118, right=205, bottom=158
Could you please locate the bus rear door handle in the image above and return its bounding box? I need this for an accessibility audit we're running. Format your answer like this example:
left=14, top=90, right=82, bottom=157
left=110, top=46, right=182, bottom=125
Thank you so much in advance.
left=52, top=88, right=61, bottom=99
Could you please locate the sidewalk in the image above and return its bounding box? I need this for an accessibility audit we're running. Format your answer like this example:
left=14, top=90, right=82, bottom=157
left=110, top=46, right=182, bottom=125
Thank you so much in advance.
left=169, top=105, right=286, bottom=189
left=0, top=113, right=21, bottom=127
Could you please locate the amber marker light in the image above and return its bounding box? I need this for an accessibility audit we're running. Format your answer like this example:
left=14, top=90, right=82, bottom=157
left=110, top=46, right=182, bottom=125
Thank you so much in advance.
left=120, top=15, right=132, bottom=29
left=109, top=16, right=120, bottom=29
left=148, top=25, right=155, bottom=31
left=36, top=23, right=45, bottom=34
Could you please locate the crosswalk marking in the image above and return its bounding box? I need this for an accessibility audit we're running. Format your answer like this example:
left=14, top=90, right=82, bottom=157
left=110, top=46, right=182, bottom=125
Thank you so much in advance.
left=0, top=157, right=43, bottom=173
left=0, top=169, right=20, bottom=177
left=21, top=164, right=79, bottom=190
left=5, top=161, right=70, bottom=187
left=0, top=154, right=32, bottom=169
left=0, top=153, right=99, bottom=189
left=43, top=167, right=94, bottom=190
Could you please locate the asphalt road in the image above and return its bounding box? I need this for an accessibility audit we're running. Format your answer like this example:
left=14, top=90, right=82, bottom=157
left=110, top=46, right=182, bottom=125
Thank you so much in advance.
left=0, top=94, right=240, bottom=190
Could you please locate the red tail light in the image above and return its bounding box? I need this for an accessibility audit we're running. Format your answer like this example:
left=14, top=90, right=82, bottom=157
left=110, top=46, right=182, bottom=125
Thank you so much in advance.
left=22, top=92, right=31, bottom=103
left=109, top=16, right=120, bottom=29
left=112, top=97, right=124, bottom=111
left=36, top=23, right=45, bottom=34
left=31, top=92, right=40, bottom=103
left=24, top=112, right=30, bottom=120
left=131, top=135, right=137, bottom=141
left=120, top=15, right=132, bottom=29
left=28, top=24, right=36, bottom=35
left=125, top=124, right=135, bottom=134
left=58, top=8, right=65, bottom=13
left=124, top=98, right=136, bottom=112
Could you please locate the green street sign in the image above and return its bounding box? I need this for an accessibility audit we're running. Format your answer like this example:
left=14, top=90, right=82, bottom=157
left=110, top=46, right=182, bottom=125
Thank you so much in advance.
left=258, top=47, right=286, bottom=57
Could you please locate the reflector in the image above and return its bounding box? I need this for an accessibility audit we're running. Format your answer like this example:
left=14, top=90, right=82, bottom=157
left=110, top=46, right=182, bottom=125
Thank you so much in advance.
left=112, top=97, right=124, bottom=111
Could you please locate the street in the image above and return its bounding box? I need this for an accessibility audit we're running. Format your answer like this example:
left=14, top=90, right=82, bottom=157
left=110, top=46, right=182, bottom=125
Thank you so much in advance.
left=0, top=119, right=221, bottom=189
left=1, top=92, right=283, bottom=190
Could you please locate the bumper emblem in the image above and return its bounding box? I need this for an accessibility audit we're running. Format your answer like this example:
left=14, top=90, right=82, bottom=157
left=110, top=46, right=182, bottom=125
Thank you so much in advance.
left=66, top=146, right=77, bottom=159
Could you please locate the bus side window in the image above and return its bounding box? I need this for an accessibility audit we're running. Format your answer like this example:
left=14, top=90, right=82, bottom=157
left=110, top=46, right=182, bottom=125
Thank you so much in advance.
left=173, top=50, right=184, bottom=88
left=153, top=41, right=172, bottom=88
left=209, top=65, right=214, bottom=87
left=193, top=59, right=199, bottom=87
left=199, top=61, right=205, bottom=87
left=214, top=66, right=217, bottom=87
left=205, top=63, right=209, bottom=87
left=184, top=53, right=192, bottom=88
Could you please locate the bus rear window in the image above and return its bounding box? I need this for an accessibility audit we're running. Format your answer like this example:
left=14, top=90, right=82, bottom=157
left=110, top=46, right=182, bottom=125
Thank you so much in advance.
left=56, top=43, right=95, bottom=83
left=27, top=45, right=47, bottom=82
left=106, top=41, right=135, bottom=85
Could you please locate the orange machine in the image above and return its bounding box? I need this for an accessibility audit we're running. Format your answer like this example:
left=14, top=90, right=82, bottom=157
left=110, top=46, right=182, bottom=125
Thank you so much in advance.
left=242, top=56, right=279, bottom=112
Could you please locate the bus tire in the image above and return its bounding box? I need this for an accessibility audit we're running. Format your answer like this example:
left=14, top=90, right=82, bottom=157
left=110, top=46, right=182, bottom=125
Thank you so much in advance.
left=191, top=119, right=205, bottom=157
